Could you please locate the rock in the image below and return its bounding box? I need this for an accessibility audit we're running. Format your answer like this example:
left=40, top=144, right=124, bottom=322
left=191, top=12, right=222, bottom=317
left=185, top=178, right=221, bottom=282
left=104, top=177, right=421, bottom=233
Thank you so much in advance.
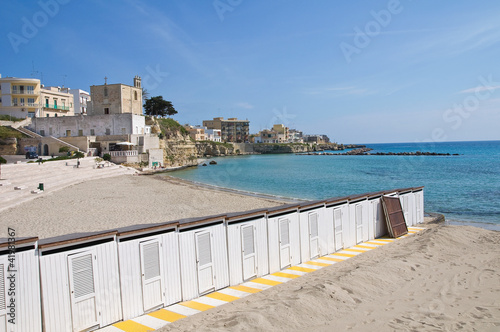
left=209, top=160, right=217, bottom=165
left=202, top=163, right=207, bottom=166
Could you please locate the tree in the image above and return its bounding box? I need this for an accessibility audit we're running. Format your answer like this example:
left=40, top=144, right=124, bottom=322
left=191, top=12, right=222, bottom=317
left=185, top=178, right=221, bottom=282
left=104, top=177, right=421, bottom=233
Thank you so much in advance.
left=143, top=96, right=177, bottom=117
left=142, top=88, right=150, bottom=102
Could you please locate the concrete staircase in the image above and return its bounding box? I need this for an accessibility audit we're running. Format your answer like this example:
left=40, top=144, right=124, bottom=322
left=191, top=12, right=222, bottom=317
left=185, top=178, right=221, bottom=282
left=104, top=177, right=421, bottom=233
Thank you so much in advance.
left=0, top=157, right=139, bottom=212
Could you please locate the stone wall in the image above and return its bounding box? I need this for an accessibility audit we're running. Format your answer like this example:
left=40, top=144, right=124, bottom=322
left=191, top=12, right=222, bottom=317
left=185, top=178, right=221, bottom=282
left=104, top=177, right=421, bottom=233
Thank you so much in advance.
left=252, top=143, right=312, bottom=154
left=0, top=138, right=17, bottom=155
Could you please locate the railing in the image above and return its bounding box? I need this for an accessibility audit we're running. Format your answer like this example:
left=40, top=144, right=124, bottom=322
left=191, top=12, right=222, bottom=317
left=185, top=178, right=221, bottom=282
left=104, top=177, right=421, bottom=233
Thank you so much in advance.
left=11, top=89, right=35, bottom=95
left=43, top=104, right=70, bottom=111
left=109, top=150, right=138, bottom=157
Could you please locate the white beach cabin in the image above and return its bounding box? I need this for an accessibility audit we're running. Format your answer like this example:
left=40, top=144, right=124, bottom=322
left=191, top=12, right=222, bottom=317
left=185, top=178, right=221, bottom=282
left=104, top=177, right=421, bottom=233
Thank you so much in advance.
left=267, top=204, right=301, bottom=274
left=298, top=200, right=327, bottom=262
left=398, top=188, right=416, bottom=226
left=226, top=208, right=269, bottom=286
left=413, top=187, right=425, bottom=225
left=367, top=191, right=388, bottom=239
left=347, top=194, right=370, bottom=246
left=38, top=231, right=122, bottom=332
left=0, top=237, right=42, bottom=332
left=178, top=215, right=229, bottom=301
left=324, top=197, right=350, bottom=253
left=116, top=221, right=181, bottom=320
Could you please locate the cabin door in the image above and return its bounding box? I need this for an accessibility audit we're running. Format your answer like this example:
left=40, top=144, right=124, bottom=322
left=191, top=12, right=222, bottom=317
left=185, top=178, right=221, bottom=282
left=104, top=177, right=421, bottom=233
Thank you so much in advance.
left=401, top=196, right=410, bottom=225
left=196, top=231, right=215, bottom=294
left=333, top=208, right=344, bottom=251
left=140, top=239, right=164, bottom=312
left=309, top=212, right=320, bottom=259
left=279, top=218, right=292, bottom=269
left=416, top=193, right=422, bottom=224
left=371, top=200, right=382, bottom=238
left=0, top=259, right=8, bottom=331
left=68, top=250, right=99, bottom=332
left=241, top=224, right=257, bottom=280
left=355, top=204, right=363, bottom=244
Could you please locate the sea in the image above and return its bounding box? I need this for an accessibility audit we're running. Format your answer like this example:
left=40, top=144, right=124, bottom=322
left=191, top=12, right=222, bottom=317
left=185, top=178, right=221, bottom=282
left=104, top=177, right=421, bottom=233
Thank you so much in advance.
left=167, top=141, right=500, bottom=231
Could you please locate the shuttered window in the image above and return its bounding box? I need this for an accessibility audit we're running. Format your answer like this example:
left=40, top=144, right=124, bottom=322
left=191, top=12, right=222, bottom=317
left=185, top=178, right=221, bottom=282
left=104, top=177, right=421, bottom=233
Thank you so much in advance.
left=0, top=264, right=5, bottom=310
left=143, top=242, right=161, bottom=281
left=197, top=232, right=212, bottom=266
left=310, top=213, right=318, bottom=237
left=356, top=205, right=363, bottom=226
left=242, top=226, right=255, bottom=255
left=334, top=209, right=342, bottom=231
left=280, top=220, right=290, bottom=246
left=71, top=254, right=95, bottom=299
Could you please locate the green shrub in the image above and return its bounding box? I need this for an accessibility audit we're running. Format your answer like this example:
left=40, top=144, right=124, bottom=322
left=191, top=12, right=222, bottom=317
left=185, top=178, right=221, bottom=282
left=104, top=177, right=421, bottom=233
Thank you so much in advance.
left=0, top=156, right=7, bottom=164
left=74, top=151, right=85, bottom=159
left=0, top=126, right=27, bottom=139
left=103, top=153, right=111, bottom=161
left=0, top=115, right=24, bottom=122
left=59, top=146, right=70, bottom=153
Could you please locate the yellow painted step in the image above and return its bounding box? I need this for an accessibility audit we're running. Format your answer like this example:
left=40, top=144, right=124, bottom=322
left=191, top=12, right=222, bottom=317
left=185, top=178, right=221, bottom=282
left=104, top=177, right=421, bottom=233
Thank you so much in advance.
left=354, top=245, right=374, bottom=249
left=305, top=261, right=330, bottom=267
left=332, top=252, right=356, bottom=258
left=229, top=285, right=262, bottom=293
left=343, top=248, right=365, bottom=253
left=321, top=256, right=344, bottom=262
left=288, top=266, right=315, bottom=273
left=180, top=300, right=214, bottom=311
left=272, top=272, right=301, bottom=279
left=148, top=309, right=185, bottom=322
left=113, top=320, right=153, bottom=332
left=205, top=292, right=240, bottom=302
left=251, top=277, right=282, bottom=286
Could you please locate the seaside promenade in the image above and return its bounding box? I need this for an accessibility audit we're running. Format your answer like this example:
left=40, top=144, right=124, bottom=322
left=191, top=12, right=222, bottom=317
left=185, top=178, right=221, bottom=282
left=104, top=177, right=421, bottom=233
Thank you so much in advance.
left=0, top=156, right=137, bottom=213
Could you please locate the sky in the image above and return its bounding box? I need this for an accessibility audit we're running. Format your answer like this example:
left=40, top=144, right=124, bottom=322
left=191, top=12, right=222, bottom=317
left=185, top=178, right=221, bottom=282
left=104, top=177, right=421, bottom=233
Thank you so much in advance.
left=1, top=0, right=500, bottom=144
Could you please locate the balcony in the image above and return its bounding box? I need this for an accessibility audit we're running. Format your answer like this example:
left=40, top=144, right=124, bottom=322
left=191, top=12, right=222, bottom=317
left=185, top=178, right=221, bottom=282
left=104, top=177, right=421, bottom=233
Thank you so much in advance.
left=11, top=89, right=36, bottom=95
left=43, top=104, right=70, bottom=111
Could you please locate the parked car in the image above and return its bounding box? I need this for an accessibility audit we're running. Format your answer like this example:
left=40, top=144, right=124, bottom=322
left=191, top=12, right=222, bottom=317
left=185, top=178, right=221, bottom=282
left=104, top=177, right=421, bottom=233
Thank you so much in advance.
left=26, top=151, right=38, bottom=159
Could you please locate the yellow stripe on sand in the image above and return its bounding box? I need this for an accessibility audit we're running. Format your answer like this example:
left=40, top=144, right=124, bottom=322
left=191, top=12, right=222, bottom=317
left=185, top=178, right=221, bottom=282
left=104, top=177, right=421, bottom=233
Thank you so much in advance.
left=229, top=285, right=262, bottom=293
left=320, top=256, right=344, bottom=262
left=332, top=252, right=356, bottom=257
left=148, top=309, right=186, bottom=322
left=272, top=272, right=301, bottom=279
left=251, top=278, right=282, bottom=286
left=288, top=266, right=316, bottom=273
left=180, top=300, right=215, bottom=311
left=354, top=245, right=374, bottom=249
left=205, top=292, right=240, bottom=302
left=305, top=261, right=330, bottom=267
left=343, top=248, right=365, bottom=253
left=113, top=320, right=153, bottom=332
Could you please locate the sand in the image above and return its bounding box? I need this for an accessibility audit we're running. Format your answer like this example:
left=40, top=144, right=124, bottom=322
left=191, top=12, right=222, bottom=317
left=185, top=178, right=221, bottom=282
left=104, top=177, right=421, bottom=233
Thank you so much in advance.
left=158, top=222, right=500, bottom=332
left=1, top=174, right=287, bottom=239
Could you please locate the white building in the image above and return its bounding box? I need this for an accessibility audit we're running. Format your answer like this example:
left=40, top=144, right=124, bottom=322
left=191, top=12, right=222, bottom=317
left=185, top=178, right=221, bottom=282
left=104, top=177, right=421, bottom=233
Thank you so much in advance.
left=62, top=88, right=90, bottom=115
left=205, top=128, right=222, bottom=142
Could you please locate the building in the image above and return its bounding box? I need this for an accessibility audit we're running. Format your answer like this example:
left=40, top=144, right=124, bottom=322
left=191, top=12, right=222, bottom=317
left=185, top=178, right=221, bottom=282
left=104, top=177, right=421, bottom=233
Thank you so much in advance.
left=272, top=124, right=289, bottom=141
left=205, top=128, right=221, bottom=142
left=62, top=88, right=90, bottom=115
left=304, top=134, right=330, bottom=144
left=40, top=86, right=75, bottom=117
left=202, top=117, right=249, bottom=143
left=288, top=129, right=303, bottom=143
left=184, top=125, right=207, bottom=141
left=88, top=76, right=142, bottom=116
left=0, top=75, right=41, bottom=118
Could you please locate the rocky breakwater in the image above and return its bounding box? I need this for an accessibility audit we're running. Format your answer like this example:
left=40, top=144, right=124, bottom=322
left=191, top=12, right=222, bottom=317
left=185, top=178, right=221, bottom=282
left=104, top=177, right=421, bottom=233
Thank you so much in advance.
left=253, top=143, right=312, bottom=154
left=371, top=151, right=459, bottom=156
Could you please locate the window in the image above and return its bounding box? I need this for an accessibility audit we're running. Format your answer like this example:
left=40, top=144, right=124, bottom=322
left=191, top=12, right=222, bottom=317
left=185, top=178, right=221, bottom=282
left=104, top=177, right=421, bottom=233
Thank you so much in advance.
left=28, top=98, right=35, bottom=106
left=66, top=130, right=71, bottom=137
left=134, top=91, right=138, bottom=100
left=27, top=86, right=34, bottom=94
left=28, top=112, right=35, bottom=118
left=12, top=85, right=18, bottom=93
left=40, top=130, right=45, bottom=136
left=90, top=129, right=95, bottom=136
left=104, top=107, right=109, bottom=114
left=12, top=98, right=18, bottom=106
left=49, top=128, right=52, bottom=135
left=104, top=87, right=108, bottom=97
left=105, top=128, right=110, bottom=135
left=46, top=114, right=49, bottom=117
left=55, top=114, right=58, bottom=117
left=20, top=98, right=25, bottom=106
left=78, top=129, right=83, bottom=136
left=45, top=98, right=49, bottom=107
left=54, top=100, right=58, bottom=109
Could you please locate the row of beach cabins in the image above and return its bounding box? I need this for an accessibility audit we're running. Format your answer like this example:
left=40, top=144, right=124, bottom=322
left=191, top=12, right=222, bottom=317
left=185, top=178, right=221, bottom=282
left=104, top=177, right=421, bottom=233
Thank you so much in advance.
left=0, top=186, right=424, bottom=332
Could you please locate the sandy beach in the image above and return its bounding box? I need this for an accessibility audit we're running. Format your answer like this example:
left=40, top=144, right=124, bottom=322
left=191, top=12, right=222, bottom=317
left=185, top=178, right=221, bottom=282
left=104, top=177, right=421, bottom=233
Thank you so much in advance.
left=1, top=173, right=287, bottom=239
left=2, top=166, right=499, bottom=331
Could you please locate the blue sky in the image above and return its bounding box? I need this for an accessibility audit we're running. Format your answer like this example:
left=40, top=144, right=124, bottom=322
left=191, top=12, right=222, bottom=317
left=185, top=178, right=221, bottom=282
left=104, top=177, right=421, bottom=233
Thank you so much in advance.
left=1, top=0, right=500, bottom=143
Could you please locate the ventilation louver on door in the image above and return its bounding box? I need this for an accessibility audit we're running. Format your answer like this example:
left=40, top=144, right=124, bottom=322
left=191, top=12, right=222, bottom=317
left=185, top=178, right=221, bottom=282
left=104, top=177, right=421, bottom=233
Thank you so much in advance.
left=143, top=242, right=161, bottom=281
left=197, top=232, right=212, bottom=266
left=280, top=220, right=290, bottom=246
left=310, top=214, right=319, bottom=238
left=242, top=226, right=255, bottom=255
left=72, top=254, right=95, bottom=298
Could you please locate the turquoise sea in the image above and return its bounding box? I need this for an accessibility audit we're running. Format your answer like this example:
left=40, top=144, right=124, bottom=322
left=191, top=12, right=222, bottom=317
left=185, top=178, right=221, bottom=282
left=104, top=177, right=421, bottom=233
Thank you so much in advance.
left=168, top=141, right=500, bottom=230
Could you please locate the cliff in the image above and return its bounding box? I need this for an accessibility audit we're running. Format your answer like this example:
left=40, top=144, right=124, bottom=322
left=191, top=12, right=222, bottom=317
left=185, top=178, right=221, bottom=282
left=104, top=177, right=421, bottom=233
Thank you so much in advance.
left=253, top=143, right=312, bottom=154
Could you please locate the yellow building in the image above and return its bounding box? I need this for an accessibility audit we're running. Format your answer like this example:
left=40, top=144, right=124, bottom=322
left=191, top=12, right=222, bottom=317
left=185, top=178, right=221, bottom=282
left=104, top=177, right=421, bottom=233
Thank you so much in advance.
left=202, top=117, right=249, bottom=143
left=0, top=75, right=41, bottom=118
left=89, top=76, right=143, bottom=116
left=184, top=125, right=207, bottom=141
left=40, top=86, right=75, bottom=117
